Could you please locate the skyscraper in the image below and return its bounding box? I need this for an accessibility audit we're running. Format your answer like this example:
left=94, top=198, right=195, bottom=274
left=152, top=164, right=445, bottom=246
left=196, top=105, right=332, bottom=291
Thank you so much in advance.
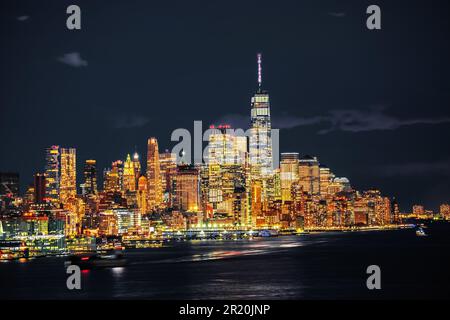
left=280, top=153, right=299, bottom=202
left=159, top=150, right=177, bottom=203
left=60, top=148, right=76, bottom=204
left=172, top=164, right=200, bottom=212
left=83, top=159, right=97, bottom=195
left=45, top=145, right=60, bottom=202
left=132, top=152, right=141, bottom=185
left=146, top=137, right=162, bottom=210
left=123, top=154, right=136, bottom=192
left=249, top=53, right=273, bottom=177
left=298, top=155, right=320, bottom=195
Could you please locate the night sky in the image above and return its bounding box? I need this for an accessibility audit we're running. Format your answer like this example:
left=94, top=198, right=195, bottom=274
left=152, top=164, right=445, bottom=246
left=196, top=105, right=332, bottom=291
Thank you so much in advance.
left=1, top=0, right=449, bottom=212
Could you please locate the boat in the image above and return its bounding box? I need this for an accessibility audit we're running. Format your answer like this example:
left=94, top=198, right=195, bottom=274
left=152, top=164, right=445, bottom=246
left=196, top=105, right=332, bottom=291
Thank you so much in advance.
left=416, top=227, right=427, bottom=237
left=65, top=250, right=127, bottom=269
left=258, top=229, right=279, bottom=237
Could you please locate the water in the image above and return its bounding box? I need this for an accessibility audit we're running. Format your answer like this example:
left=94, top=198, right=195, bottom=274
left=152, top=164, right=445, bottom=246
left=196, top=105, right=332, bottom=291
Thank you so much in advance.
left=1, top=222, right=450, bottom=299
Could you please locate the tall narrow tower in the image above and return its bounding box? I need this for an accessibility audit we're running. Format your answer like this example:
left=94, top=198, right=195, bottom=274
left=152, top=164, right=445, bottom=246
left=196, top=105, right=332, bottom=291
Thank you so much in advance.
left=147, top=137, right=162, bottom=210
left=60, top=147, right=76, bottom=204
left=83, top=159, right=97, bottom=195
left=45, top=145, right=60, bottom=202
left=249, top=53, right=273, bottom=177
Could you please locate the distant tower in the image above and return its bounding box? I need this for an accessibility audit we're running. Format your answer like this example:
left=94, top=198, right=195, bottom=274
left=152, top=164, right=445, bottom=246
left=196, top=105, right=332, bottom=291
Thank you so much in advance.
left=123, top=154, right=136, bottom=192
left=249, top=53, right=273, bottom=177
left=132, top=151, right=141, bottom=184
left=146, top=137, right=162, bottom=210
left=83, top=159, right=97, bottom=195
left=45, top=145, right=60, bottom=202
left=60, top=148, right=76, bottom=204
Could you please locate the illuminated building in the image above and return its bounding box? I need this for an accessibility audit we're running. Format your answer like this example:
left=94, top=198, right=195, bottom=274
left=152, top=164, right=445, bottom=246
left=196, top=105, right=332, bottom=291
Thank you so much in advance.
left=328, top=177, right=351, bottom=195
left=63, top=197, right=85, bottom=235
left=45, top=145, right=60, bottom=203
left=231, top=186, right=249, bottom=227
left=83, top=159, right=97, bottom=195
left=280, top=153, right=299, bottom=202
left=319, top=165, right=333, bottom=198
left=172, top=164, right=200, bottom=212
left=132, top=152, right=141, bottom=185
left=298, top=155, right=320, bottom=195
left=123, top=154, right=136, bottom=192
left=60, top=148, right=76, bottom=204
left=0, top=172, right=19, bottom=197
left=439, top=203, right=450, bottom=219
left=99, top=211, right=118, bottom=236
left=24, top=185, right=35, bottom=205
left=392, top=197, right=401, bottom=224
left=413, top=205, right=425, bottom=218
left=159, top=150, right=177, bottom=204
left=205, top=126, right=248, bottom=219
left=137, top=175, right=148, bottom=214
left=104, top=160, right=123, bottom=193
left=115, top=209, right=141, bottom=234
left=34, top=173, right=46, bottom=204
left=207, top=125, right=246, bottom=166
left=146, top=137, right=162, bottom=210
left=249, top=53, right=273, bottom=177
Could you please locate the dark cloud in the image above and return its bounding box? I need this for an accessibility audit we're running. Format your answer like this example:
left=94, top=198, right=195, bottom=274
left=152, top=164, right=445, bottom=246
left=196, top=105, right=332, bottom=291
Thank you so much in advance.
left=109, top=114, right=150, bottom=129
left=219, top=106, right=450, bottom=134
left=328, top=12, right=346, bottom=18
left=318, top=106, right=450, bottom=134
left=376, top=160, right=450, bottom=177
left=57, top=52, right=88, bottom=67
left=16, top=15, right=29, bottom=21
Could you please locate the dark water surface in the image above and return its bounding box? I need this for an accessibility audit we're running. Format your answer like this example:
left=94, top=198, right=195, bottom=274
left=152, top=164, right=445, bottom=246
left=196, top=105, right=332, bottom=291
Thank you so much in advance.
left=1, top=222, right=450, bottom=299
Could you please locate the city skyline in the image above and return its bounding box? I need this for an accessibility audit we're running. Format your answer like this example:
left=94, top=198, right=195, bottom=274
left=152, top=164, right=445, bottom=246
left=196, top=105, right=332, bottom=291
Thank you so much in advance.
left=1, top=0, right=450, bottom=212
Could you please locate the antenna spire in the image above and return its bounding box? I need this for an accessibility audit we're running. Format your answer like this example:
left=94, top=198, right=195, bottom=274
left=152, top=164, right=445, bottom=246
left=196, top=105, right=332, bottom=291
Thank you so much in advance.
left=257, top=53, right=262, bottom=89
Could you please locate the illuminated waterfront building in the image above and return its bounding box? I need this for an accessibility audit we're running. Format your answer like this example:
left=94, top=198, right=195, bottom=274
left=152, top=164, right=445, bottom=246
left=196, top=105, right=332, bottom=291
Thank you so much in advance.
left=413, top=205, right=425, bottom=218
left=115, top=209, right=141, bottom=234
left=440, top=203, right=450, bottom=220
left=0, top=172, right=19, bottom=198
left=146, top=137, right=163, bottom=210
left=99, top=211, right=118, bottom=236
left=45, top=145, right=60, bottom=202
left=298, top=155, right=320, bottom=195
left=34, top=173, right=46, bottom=204
left=249, top=53, right=273, bottom=177
left=60, top=148, right=76, bottom=204
left=280, top=153, right=299, bottom=202
left=83, top=159, right=97, bottom=195
left=172, top=164, right=200, bottom=212
left=123, top=154, right=136, bottom=192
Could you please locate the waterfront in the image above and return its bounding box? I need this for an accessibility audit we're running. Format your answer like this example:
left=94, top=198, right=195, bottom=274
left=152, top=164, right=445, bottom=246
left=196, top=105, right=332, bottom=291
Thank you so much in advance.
left=1, top=222, right=450, bottom=300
